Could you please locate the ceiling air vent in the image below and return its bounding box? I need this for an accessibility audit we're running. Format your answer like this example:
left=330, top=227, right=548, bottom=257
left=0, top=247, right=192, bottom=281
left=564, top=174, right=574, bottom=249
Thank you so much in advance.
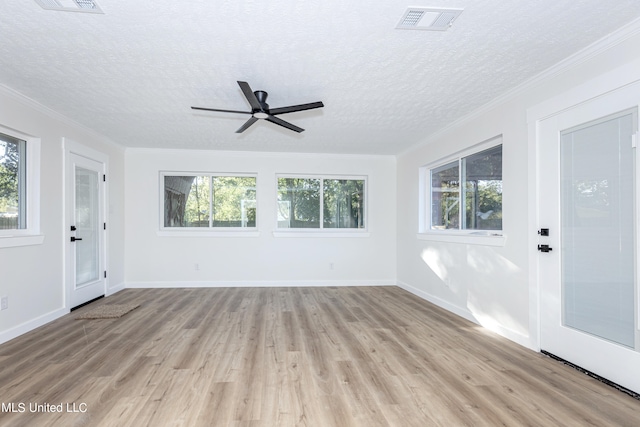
left=396, top=7, right=463, bottom=31
left=34, top=0, right=103, bottom=14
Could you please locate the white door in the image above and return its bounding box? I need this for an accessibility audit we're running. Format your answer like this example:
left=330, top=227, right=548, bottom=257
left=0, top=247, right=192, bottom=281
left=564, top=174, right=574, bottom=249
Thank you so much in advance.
left=538, top=88, right=640, bottom=393
left=66, top=151, right=106, bottom=309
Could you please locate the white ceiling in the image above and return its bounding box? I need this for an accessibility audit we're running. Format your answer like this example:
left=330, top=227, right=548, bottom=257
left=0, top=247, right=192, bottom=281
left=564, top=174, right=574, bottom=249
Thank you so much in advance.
left=2, top=0, right=640, bottom=155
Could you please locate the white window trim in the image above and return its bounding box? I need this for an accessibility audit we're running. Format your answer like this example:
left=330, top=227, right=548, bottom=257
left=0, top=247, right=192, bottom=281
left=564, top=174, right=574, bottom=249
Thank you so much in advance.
left=157, top=230, right=260, bottom=237
left=416, top=231, right=506, bottom=246
left=0, top=126, right=43, bottom=248
left=418, top=135, right=504, bottom=245
left=272, top=230, right=371, bottom=238
left=274, top=174, right=369, bottom=236
left=159, top=171, right=259, bottom=234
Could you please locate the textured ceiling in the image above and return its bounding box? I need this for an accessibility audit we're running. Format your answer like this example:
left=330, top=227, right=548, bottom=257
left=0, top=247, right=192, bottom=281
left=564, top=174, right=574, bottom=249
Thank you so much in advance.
left=2, top=0, right=640, bottom=155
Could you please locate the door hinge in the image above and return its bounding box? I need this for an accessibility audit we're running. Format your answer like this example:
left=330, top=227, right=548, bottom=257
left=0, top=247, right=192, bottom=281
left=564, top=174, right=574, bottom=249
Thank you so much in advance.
left=104, top=222, right=106, bottom=230
left=103, top=174, right=106, bottom=182
left=104, top=271, right=107, bottom=278
left=632, top=132, right=638, bottom=148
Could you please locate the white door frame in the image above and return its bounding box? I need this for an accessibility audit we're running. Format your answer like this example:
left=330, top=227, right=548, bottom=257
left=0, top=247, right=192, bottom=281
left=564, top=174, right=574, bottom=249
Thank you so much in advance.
left=528, top=62, right=640, bottom=351
left=63, top=138, right=109, bottom=310
left=527, top=66, right=640, bottom=393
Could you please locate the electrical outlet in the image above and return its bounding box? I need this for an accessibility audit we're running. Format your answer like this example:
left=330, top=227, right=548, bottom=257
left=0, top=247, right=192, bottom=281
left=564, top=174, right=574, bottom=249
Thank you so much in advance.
left=329, top=262, right=335, bottom=270
left=194, top=263, right=200, bottom=271
left=1, top=296, right=8, bottom=311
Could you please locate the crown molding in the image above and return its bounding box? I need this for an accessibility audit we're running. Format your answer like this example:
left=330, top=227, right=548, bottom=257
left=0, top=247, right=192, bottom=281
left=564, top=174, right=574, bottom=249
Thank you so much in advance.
left=0, top=83, right=123, bottom=151
left=125, top=146, right=395, bottom=160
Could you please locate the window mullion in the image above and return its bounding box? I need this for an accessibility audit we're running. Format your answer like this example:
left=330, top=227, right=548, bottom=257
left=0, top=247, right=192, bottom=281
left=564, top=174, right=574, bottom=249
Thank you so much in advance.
left=459, top=158, right=465, bottom=229
left=209, top=175, right=214, bottom=228
left=319, top=178, right=324, bottom=229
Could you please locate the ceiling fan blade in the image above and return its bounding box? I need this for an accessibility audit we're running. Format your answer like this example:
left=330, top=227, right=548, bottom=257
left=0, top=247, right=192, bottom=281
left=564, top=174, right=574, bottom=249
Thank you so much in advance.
left=266, top=115, right=304, bottom=133
left=191, top=106, right=251, bottom=114
left=237, top=81, right=262, bottom=111
left=236, top=116, right=259, bottom=133
left=269, top=101, right=324, bottom=115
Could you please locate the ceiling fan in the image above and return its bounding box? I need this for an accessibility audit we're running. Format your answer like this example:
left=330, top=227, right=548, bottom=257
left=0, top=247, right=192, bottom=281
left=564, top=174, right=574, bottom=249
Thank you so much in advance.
left=192, top=81, right=324, bottom=133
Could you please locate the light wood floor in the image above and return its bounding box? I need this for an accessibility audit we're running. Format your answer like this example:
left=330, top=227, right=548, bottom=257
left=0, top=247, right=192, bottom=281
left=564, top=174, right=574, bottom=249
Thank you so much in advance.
left=1, top=286, right=639, bottom=426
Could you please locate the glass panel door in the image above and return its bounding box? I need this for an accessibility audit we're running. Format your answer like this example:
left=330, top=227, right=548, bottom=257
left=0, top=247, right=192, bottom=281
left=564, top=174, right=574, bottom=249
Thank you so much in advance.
left=538, top=95, right=640, bottom=394
left=66, top=148, right=105, bottom=309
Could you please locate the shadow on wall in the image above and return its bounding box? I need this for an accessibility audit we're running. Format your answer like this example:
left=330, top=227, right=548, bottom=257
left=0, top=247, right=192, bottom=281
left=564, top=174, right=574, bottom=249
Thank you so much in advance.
left=420, top=245, right=528, bottom=339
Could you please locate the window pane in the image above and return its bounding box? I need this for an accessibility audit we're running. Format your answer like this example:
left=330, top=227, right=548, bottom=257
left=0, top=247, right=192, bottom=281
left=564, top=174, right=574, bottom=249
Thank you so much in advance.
left=75, top=166, right=100, bottom=285
left=212, top=176, right=257, bottom=227
left=277, top=178, right=320, bottom=228
left=463, top=145, right=502, bottom=230
left=431, top=162, right=459, bottom=229
left=0, top=133, right=26, bottom=230
left=323, top=179, right=365, bottom=228
left=164, top=176, right=210, bottom=227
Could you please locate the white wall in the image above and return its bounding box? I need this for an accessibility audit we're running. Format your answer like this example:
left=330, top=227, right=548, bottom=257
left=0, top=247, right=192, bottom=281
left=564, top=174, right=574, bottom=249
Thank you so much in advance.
left=0, top=86, right=125, bottom=344
left=4, top=20, right=640, bottom=351
left=396, top=22, right=640, bottom=349
left=125, top=149, right=396, bottom=287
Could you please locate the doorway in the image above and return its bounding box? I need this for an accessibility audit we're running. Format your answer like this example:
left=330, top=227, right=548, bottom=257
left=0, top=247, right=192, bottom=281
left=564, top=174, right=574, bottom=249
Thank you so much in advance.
left=65, top=141, right=107, bottom=309
left=537, top=88, right=640, bottom=393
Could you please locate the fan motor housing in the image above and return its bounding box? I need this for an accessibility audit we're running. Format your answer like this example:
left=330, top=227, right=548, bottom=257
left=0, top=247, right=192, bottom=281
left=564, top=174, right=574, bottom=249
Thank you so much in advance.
left=253, top=91, right=269, bottom=111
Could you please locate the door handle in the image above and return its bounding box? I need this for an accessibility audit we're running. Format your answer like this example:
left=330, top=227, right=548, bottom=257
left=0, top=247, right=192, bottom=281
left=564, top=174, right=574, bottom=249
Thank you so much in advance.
left=70, top=236, right=83, bottom=242
left=537, top=244, right=552, bottom=253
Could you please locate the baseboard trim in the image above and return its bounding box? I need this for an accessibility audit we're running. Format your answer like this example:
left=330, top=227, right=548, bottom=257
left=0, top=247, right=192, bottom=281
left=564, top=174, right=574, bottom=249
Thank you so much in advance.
left=107, top=281, right=126, bottom=296
left=126, top=280, right=396, bottom=289
left=0, top=307, right=68, bottom=345
left=396, top=280, right=478, bottom=324
left=396, top=280, right=534, bottom=350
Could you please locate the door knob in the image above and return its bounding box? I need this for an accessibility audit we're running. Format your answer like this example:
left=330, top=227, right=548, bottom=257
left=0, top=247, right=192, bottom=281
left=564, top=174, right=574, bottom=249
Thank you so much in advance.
left=70, top=236, right=83, bottom=242
left=537, top=244, right=552, bottom=253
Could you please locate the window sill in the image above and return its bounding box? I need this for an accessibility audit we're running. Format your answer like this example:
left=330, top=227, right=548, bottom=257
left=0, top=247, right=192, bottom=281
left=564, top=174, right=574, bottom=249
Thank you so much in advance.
left=416, top=232, right=506, bottom=247
left=0, top=234, right=45, bottom=248
left=273, top=230, right=370, bottom=238
left=157, top=230, right=260, bottom=238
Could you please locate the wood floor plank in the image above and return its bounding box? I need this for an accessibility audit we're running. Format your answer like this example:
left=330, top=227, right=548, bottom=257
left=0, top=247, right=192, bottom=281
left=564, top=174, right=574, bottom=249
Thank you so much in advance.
left=1, top=286, right=639, bottom=426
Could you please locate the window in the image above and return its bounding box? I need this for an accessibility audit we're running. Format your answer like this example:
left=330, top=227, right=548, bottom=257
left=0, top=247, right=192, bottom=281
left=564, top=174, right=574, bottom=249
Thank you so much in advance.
left=162, top=173, right=257, bottom=229
left=0, top=132, right=26, bottom=231
left=277, top=176, right=365, bottom=230
left=428, top=142, right=502, bottom=232
left=0, top=126, right=41, bottom=247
